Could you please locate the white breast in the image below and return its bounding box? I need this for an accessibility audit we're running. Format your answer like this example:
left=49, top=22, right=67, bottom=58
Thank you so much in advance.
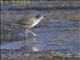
left=30, top=16, right=44, bottom=28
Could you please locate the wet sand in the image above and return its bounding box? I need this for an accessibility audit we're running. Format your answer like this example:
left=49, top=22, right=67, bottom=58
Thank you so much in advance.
left=1, top=51, right=80, bottom=60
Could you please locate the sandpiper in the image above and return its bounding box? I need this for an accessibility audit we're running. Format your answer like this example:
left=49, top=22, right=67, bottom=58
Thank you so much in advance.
left=16, top=15, right=44, bottom=36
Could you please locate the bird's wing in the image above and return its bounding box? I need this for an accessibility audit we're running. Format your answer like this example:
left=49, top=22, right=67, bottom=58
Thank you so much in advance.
left=17, top=17, right=35, bottom=27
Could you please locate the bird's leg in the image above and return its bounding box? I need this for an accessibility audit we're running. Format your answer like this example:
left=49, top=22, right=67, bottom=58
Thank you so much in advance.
left=27, top=29, right=37, bottom=36
left=26, top=29, right=28, bottom=36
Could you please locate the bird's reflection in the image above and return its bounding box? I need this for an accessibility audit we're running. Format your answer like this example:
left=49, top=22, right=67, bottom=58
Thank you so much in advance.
left=26, top=37, right=41, bottom=52
left=1, top=36, right=40, bottom=54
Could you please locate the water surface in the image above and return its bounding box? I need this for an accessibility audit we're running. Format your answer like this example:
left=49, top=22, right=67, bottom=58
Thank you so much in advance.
left=1, top=14, right=80, bottom=54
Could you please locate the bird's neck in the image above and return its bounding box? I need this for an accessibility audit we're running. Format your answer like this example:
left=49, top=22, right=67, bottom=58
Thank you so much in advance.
left=35, top=16, right=44, bottom=24
left=29, top=16, right=43, bottom=28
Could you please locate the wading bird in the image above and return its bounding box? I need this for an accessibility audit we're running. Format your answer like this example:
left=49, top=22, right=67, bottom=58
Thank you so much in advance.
left=16, top=15, right=44, bottom=36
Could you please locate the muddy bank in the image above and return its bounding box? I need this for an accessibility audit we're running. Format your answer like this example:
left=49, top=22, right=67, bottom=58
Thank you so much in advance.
left=1, top=51, right=80, bottom=60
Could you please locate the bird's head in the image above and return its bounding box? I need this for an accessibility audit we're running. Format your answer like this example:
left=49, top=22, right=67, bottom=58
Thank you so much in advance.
left=36, top=15, right=44, bottom=20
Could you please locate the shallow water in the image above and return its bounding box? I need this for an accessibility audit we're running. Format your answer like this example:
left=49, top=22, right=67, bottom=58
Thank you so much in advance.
left=1, top=13, right=80, bottom=54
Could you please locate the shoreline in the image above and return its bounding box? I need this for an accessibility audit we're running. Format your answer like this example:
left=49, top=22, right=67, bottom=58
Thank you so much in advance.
left=1, top=51, right=80, bottom=60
